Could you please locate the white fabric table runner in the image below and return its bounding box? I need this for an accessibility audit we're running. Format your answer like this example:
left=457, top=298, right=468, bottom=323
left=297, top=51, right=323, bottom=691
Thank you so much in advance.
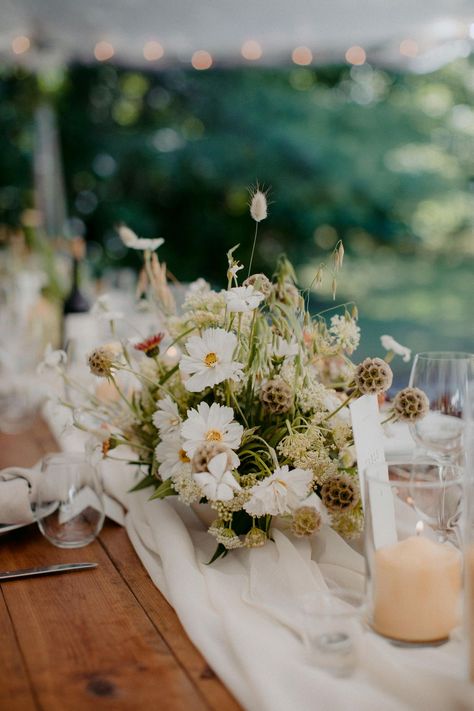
left=47, top=408, right=473, bottom=711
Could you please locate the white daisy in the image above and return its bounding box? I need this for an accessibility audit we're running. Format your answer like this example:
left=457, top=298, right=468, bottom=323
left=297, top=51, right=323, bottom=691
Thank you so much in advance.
left=152, top=395, right=181, bottom=435
left=244, top=465, right=313, bottom=517
left=179, top=327, right=244, bottom=392
left=224, top=285, right=264, bottom=313
left=155, top=434, right=191, bottom=480
left=193, top=452, right=242, bottom=502
left=380, top=335, right=411, bottom=362
left=272, top=335, right=299, bottom=360
left=118, top=224, right=164, bottom=251
left=181, top=402, right=243, bottom=458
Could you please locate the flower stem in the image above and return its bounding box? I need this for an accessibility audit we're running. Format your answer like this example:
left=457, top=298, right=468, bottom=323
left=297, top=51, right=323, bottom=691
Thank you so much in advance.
left=247, top=222, right=259, bottom=278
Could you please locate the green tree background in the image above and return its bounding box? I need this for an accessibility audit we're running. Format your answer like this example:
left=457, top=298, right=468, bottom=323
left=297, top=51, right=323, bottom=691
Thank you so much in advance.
left=0, top=58, right=473, bottom=381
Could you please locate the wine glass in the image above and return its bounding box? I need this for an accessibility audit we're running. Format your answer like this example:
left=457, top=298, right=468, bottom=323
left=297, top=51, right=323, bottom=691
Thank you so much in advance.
left=35, top=453, right=105, bottom=548
left=409, top=352, right=473, bottom=463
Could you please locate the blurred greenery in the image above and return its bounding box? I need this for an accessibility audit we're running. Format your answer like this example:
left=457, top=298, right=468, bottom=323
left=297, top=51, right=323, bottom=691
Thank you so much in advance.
left=0, top=58, right=473, bottom=380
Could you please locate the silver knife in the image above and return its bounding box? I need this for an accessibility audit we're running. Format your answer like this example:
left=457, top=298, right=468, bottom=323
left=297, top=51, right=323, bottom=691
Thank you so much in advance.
left=0, top=562, right=98, bottom=581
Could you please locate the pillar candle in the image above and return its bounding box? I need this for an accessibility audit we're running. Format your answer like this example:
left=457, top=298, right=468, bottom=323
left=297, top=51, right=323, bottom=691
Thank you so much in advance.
left=467, top=546, right=474, bottom=681
left=373, top=535, right=462, bottom=643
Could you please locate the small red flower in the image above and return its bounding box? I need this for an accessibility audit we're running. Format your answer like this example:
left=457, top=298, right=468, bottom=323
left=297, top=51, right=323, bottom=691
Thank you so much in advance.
left=134, top=332, right=165, bottom=357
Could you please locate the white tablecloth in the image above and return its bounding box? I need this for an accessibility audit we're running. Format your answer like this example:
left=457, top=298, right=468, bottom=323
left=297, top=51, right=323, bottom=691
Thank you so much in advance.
left=47, top=407, right=473, bottom=711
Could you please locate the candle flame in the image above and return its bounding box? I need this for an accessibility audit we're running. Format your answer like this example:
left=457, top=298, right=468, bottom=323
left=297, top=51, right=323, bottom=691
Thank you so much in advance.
left=416, top=521, right=424, bottom=536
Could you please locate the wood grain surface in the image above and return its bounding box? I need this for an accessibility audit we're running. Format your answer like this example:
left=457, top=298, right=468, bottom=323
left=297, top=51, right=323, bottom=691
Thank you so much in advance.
left=0, top=418, right=241, bottom=711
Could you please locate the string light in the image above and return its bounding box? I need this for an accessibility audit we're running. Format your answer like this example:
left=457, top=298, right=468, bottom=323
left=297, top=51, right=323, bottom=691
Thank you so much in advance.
left=399, top=39, right=419, bottom=58
left=241, top=40, right=262, bottom=61
left=143, top=41, right=164, bottom=61
left=345, top=45, right=366, bottom=65
left=11, top=35, right=30, bottom=55
left=191, top=50, right=213, bottom=70
left=94, top=41, right=114, bottom=62
left=292, top=46, right=313, bottom=66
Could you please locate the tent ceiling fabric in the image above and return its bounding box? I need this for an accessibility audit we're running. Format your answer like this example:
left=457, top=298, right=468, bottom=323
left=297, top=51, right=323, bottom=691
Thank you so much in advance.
left=1, top=0, right=472, bottom=69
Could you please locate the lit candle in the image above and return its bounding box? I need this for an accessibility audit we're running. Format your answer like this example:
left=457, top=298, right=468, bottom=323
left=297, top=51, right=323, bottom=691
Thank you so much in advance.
left=373, top=524, right=462, bottom=643
left=467, top=546, right=474, bottom=681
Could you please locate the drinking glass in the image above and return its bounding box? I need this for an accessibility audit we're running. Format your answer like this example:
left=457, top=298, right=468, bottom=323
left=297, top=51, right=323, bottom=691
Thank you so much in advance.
left=365, top=460, right=464, bottom=647
left=35, top=453, right=105, bottom=548
left=408, top=352, right=473, bottom=463
left=301, top=588, right=365, bottom=677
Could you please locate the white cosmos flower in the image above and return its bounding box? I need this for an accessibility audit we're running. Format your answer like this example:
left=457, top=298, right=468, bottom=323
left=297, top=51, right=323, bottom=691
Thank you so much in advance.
left=244, top=466, right=313, bottom=517
left=37, top=344, right=68, bottom=374
left=91, top=294, right=124, bottom=322
left=224, top=285, right=264, bottom=313
left=179, top=327, right=244, bottom=392
left=155, top=434, right=191, bottom=480
left=152, top=395, right=181, bottom=435
left=380, top=335, right=411, bottom=362
left=118, top=224, right=164, bottom=251
left=181, top=402, right=243, bottom=458
left=193, top=452, right=242, bottom=502
left=272, top=335, right=299, bottom=359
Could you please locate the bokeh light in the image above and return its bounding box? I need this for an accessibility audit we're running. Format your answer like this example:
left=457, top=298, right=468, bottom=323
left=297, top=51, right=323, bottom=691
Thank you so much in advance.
left=241, top=40, right=263, bottom=61
left=143, top=41, right=164, bottom=61
left=345, top=46, right=366, bottom=65
left=292, top=46, right=313, bottom=66
left=11, top=36, right=30, bottom=55
left=399, top=39, right=419, bottom=58
left=191, top=50, right=213, bottom=70
left=94, top=41, right=115, bottom=62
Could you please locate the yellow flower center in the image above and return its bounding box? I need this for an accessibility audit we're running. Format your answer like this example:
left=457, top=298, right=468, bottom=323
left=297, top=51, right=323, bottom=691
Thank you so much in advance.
left=179, top=449, right=190, bottom=463
left=204, top=352, right=218, bottom=367
left=206, top=430, right=223, bottom=442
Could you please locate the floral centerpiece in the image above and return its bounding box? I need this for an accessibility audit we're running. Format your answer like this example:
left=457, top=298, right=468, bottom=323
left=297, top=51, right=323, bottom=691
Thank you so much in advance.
left=45, top=188, right=428, bottom=561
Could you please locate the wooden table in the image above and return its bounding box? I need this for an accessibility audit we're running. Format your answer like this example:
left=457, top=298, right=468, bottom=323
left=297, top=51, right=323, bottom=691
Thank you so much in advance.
left=0, top=418, right=241, bottom=711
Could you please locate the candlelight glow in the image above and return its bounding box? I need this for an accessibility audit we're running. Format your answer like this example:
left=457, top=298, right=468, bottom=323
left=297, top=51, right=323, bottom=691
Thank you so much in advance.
left=416, top=521, right=424, bottom=536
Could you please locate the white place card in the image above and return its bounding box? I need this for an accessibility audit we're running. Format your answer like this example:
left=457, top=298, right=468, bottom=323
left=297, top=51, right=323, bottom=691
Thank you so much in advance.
left=349, top=394, right=397, bottom=549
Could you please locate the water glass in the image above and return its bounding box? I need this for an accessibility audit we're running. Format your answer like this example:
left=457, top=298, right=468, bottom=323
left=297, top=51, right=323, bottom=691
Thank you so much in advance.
left=408, top=352, right=473, bottom=462
left=301, top=588, right=365, bottom=677
left=365, top=461, right=463, bottom=646
left=36, top=453, right=105, bottom=548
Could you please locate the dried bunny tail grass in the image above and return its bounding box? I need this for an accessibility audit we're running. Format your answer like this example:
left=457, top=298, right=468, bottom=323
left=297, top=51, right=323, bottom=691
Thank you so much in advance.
left=249, top=184, right=269, bottom=223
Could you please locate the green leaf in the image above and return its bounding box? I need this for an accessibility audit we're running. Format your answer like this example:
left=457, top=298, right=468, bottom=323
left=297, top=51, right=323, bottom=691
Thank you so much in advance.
left=149, top=478, right=177, bottom=500
left=207, top=543, right=228, bottom=564
left=128, top=474, right=156, bottom=492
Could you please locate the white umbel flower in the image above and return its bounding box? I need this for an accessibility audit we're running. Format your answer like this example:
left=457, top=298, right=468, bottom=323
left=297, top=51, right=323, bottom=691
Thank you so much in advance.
left=380, top=335, right=411, bottom=362
left=179, top=327, right=244, bottom=392
left=244, top=466, right=313, bottom=517
left=118, top=224, right=164, bottom=251
left=155, top=434, right=191, bottom=480
left=223, top=285, right=264, bottom=313
left=152, top=395, right=181, bottom=435
left=250, top=189, right=268, bottom=222
left=193, top=452, right=242, bottom=502
left=181, top=402, right=243, bottom=459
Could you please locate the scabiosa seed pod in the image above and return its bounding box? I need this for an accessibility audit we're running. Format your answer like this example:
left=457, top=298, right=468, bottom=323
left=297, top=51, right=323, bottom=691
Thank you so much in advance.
left=191, top=441, right=234, bottom=473
left=243, top=273, right=272, bottom=298
left=87, top=345, right=117, bottom=378
left=393, top=387, right=429, bottom=422
left=291, top=506, right=322, bottom=537
left=244, top=527, right=267, bottom=548
left=260, top=378, right=293, bottom=414
left=250, top=189, right=268, bottom=222
left=321, top=473, right=360, bottom=513
left=354, top=357, right=393, bottom=394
